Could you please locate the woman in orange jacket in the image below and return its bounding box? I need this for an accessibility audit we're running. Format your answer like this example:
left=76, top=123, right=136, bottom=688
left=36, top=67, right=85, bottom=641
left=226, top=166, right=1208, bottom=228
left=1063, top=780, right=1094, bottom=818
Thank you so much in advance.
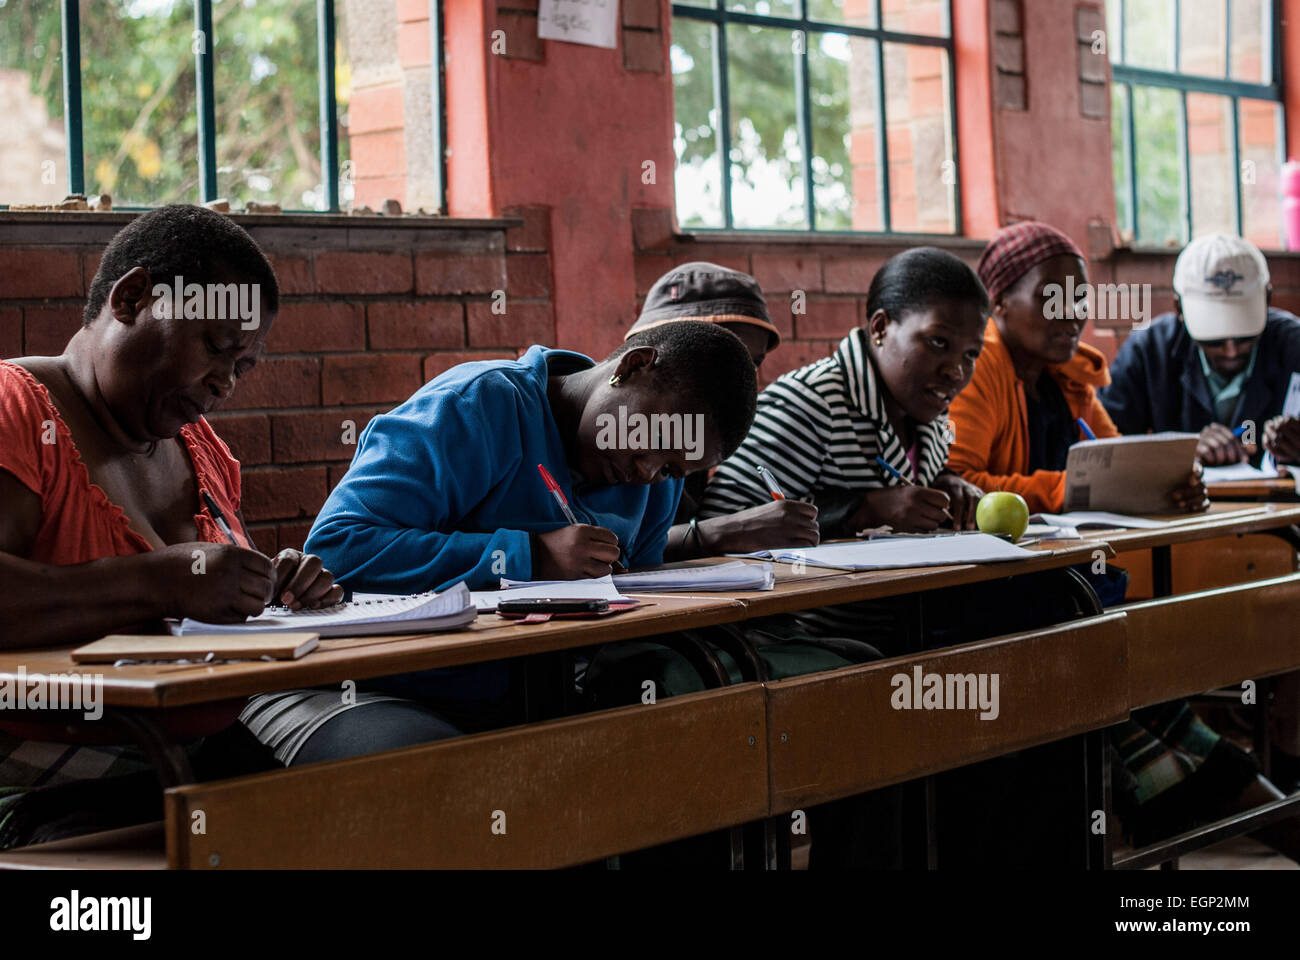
left=947, top=221, right=1206, bottom=514
left=948, top=222, right=1300, bottom=857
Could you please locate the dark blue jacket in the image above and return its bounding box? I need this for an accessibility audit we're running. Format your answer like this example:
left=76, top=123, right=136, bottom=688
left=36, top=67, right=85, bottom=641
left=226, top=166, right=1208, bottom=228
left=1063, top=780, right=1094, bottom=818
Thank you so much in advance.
left=1098, top=308, right=1300, bottom=436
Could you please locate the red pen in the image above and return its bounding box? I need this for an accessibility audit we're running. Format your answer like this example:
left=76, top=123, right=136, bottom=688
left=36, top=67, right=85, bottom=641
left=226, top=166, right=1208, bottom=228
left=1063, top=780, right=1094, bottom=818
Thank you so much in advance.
left=756, top=464, right=786, bottom=500
left=537, top=464, right=580, bottom=525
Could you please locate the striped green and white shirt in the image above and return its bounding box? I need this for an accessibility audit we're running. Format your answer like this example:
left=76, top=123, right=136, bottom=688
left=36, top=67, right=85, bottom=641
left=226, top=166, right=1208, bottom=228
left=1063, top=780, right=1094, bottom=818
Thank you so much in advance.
left=699, top=327, right=951, bottom=638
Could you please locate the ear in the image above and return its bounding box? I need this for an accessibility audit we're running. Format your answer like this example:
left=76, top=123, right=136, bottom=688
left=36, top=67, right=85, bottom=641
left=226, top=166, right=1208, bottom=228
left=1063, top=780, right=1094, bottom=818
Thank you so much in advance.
left=611, top=345, right=658, bottom=383
left=1266, top=284, right=1273, bottom=308
left=866, top=308, right=890, bottom=343
left=1173, top=294, right=1183, bottom=320
left=107, top=266, right=154, bottom=325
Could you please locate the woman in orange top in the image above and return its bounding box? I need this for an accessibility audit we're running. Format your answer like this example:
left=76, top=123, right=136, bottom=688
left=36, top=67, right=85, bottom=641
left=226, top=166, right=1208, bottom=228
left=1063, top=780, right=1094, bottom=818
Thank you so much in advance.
left=0, top=206, right=458, bottom=849
left=948, top=220, right=1206, bottom=514
left=947, top=223, right=1300, bottom=857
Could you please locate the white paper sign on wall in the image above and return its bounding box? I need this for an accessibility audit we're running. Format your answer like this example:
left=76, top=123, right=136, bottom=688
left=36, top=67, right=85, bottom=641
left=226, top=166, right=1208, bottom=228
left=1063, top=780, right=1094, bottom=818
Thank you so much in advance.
left=538, top=0, right=619, bottom=49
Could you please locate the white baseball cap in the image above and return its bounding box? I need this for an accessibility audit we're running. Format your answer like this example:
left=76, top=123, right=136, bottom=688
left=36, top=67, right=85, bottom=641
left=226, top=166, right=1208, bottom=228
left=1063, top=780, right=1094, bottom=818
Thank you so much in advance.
left=1173, top=234, right=1270, bottom=341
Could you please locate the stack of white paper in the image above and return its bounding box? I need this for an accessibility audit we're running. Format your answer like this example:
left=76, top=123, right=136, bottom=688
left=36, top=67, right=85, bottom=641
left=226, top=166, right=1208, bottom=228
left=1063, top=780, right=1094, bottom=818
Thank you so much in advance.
left=472, top=575, right=629, bottom=612
left=1030, top=511, right=1169, bottom=530
left=735, top=534, right=1035, bottom=570
left=613, top=560, right=775, bottom=592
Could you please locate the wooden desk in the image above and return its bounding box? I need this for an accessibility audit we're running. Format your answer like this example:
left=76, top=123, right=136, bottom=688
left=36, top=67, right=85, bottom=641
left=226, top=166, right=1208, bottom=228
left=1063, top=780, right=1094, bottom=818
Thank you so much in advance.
left=0, top=543, right=1112, bottom=713
left=0, top=595, right=745, bottom=710
left=1078, top=503, right=1300, bottom=597
left=765, top=612, right=1127, bottom=814
left=1207, top=476, right=1299, bottom=501
left=723, top=541, right=1112, bottom=619
left=1121, top=572, right=1300, bottom=710
left=164, top=685, right=769, bottom=869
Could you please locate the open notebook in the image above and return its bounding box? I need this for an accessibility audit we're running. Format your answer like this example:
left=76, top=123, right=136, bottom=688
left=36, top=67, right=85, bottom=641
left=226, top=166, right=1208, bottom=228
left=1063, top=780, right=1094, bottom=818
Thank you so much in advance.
left=168, top=581, right=477, bottom=637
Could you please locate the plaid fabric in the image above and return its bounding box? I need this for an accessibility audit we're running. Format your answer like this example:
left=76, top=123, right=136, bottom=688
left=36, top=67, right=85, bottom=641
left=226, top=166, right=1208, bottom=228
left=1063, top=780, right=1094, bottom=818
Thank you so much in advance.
left=0, top=730, right=150, bottom=791
left=0, top=731, right=153, bottom=849
left=1112, top=701, right=1223, bottom=805
left=977, top=221, right=1086, bottom=305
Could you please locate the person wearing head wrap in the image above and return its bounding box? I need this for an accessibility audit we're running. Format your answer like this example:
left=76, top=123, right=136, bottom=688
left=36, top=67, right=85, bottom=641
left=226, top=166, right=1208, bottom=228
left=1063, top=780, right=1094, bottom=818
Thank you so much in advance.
left=955, top=227, right=1300, bottom=856
left=625, top=262, right=820, bottom=560
left=946, top=221, right=1206, bottom=515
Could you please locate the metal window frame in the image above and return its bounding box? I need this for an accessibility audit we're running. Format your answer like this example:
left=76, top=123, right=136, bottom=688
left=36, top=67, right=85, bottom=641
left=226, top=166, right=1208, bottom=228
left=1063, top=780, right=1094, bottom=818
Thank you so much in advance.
left=52, top=0, right=448, bottom=215
left=1111, top=0, right=1285, bottom=245
left=671, top=0, right=961, bottom=236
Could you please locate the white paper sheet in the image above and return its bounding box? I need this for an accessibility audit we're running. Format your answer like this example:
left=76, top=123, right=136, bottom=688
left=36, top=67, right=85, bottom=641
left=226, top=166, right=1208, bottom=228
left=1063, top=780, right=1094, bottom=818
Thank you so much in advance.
left=1284, top=372, right=1300, bottom=418
left=734, top=534, right=1035, bottom=570
left=1202, top=462, right=1280, bottom=483
left=613, top=561, right=775, bottom=592
left=537, top=0, right=619, bottom=49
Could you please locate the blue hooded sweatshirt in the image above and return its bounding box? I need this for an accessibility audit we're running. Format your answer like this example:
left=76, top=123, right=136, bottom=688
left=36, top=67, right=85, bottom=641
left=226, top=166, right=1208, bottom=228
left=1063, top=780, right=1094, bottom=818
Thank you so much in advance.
left=305, top=345, right=683, bottom=594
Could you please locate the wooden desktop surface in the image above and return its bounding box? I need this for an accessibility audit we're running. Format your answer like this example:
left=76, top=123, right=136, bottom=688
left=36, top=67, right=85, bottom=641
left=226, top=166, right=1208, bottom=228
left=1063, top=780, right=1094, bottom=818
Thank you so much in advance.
left=0, top=540, right=1113, bottom=709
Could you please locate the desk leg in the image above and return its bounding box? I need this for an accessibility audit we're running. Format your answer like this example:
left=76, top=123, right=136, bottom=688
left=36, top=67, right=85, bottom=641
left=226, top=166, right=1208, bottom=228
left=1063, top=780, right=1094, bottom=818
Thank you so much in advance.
left=1261, top=523, right=1300, bottom=553
left=1084, top=729, right=1113, bottom=869
left=1151, top=545, right=1173, bottom=598
left=104, top=708, right=195, bottom=788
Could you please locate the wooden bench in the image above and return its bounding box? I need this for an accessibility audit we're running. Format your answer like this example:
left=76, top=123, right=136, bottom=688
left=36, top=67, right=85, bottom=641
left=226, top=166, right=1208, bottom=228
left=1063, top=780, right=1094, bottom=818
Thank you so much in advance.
left=162, top=684, right=768, bottom=869
left=764, top=612, right=1129, bottom=811
left=1121, top=571, right=1300, bottom=709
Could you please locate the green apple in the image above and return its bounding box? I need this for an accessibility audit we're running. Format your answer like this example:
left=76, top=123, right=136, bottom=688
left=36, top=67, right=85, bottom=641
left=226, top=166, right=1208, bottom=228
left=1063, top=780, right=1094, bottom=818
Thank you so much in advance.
left=975, top=491, right=1030, bottom=540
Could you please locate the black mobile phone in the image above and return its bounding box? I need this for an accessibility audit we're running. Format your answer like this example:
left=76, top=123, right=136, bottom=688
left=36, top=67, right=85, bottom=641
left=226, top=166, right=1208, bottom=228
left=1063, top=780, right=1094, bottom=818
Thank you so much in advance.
left=496, top=598, right=610, bottom=615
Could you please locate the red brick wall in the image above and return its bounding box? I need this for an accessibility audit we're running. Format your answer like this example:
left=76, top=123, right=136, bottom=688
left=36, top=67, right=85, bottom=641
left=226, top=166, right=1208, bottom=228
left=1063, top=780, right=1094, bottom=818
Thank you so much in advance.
left=0, top=211, right=544, bottom=553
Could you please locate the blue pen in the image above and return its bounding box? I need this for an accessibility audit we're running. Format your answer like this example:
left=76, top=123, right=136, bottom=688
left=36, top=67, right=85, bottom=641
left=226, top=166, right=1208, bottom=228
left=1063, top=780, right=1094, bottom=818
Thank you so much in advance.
left=1233, top=424, right=1248, bottom=438
left=874, top=456, right=913, bottom=486
left=1076, top=418, right=1097, bottom=441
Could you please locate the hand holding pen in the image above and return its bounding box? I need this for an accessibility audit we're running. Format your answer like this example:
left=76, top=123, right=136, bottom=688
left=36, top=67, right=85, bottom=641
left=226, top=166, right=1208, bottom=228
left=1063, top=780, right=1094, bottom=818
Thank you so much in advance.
left=533, top=464, right=626, bottom=579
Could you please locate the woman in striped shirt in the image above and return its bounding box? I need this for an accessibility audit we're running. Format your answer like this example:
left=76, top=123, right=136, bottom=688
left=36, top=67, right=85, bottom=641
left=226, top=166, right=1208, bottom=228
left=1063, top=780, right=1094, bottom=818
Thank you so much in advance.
left=696, top=248, right=990, bottom=643
left=699, top=247, right=987, bottom=539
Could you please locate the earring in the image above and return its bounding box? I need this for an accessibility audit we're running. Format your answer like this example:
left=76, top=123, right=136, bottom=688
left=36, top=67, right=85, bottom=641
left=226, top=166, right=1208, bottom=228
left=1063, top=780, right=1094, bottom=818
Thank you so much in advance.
left=609, top=374, right=621, bottom=386
left=873, top=335, right=884, bottom=347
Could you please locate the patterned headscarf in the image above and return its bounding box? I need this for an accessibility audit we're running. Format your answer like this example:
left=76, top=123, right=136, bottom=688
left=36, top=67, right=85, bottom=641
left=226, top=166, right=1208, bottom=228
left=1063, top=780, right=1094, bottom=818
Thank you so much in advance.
left=977, top=221, right=1086, bottom=305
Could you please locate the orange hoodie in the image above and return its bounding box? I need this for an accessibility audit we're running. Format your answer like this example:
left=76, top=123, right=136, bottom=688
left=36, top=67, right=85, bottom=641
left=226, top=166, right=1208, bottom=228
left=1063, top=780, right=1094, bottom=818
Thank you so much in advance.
left=947, top=320, right=1119, bottom=513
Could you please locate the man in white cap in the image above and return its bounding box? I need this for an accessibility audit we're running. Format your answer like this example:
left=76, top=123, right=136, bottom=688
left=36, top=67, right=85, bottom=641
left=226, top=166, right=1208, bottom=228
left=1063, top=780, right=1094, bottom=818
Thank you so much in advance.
left=1099, top=234, right=1300, bottom=466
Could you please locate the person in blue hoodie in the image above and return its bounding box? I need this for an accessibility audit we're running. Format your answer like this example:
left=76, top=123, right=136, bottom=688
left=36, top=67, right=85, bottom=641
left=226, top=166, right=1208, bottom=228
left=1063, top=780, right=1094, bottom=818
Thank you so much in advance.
left=238, top=320, right=758, bottom=766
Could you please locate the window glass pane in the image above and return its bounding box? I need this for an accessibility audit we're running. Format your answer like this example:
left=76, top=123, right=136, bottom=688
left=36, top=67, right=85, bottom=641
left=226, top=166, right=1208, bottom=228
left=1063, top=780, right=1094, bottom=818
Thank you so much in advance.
left=1123, top=0, right=1175, bottom=70
left=335, top=4, right=352, bottom=211
left=0, top=0, right=67, bottom=203
left=1239, top=97, right=1281, bottom=247
left=805, top=0, right=874, bottom=28
left=881, top=0, right=948, bottom=37
left=1178, top=0, right=1227, bottom=77
left=674, top=0, right=715, bottom=8
left=726, top=22, right=806, bottom=229
left=214, top=0, right=323, bottom=211
left=883, top=41, right=953, bottom=233
left=1229, top=0, right=1269, bottom=83
left=672, top=18, right=724, bottom=228
left=82, top=0, right=197, bottom=205
left=724, top=0, right=797, bottom=19
left=1133, top=85, right=1184, bottom=246
left=1112, top=82, right=1131, bottom=238
left=1106, top=0, right=1121, bottom=63
left=1186, top=91, right=1233, bottom=237
left=809, top=32, right=877, bottom=230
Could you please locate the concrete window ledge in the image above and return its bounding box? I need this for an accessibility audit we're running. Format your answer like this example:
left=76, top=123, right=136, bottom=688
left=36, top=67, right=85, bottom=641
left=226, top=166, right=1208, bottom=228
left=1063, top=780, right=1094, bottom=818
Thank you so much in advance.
left=0, top=211, right=522, bottom=252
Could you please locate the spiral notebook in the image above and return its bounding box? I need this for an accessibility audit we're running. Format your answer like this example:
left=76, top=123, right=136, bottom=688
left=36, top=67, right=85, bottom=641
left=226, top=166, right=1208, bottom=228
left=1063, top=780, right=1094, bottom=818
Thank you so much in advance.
left=167, top=581, right=477, bottom=637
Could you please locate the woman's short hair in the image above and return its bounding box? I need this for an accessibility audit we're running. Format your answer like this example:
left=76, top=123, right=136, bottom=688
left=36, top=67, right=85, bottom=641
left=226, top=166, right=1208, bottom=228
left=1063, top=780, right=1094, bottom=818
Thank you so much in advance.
left=84, top=204, right=279, bottom=326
